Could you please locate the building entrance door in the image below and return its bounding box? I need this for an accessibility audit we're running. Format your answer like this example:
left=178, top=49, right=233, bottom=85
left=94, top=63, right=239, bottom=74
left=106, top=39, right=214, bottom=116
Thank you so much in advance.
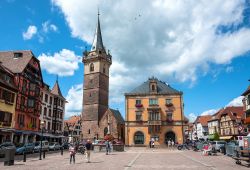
left=165, top=131, right=175, bottom=144
left=134, top=131, right=144, bottom=144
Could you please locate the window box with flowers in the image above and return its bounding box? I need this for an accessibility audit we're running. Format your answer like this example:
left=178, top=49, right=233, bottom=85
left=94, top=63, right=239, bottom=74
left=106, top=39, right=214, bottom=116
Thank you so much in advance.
left=135, top=104, right=143, bottom=108
left=166, top=119, right=173, bottom=123
left=137, top=120, right=144, bottom=124
left=165, top=103, right=173, bottom=107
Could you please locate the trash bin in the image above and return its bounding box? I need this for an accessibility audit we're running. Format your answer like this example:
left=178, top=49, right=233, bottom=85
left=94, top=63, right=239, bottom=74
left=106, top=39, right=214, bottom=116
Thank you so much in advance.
left=4, top=148, right=15, bottom=166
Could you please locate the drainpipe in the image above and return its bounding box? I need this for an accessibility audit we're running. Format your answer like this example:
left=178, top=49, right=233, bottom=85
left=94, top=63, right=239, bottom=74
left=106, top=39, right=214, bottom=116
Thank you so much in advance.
left=180, top=94, right=184, bottom=144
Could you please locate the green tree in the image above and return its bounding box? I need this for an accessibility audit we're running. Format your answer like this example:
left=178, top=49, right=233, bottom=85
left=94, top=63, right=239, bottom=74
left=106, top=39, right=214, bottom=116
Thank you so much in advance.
left=214, top=132, right=219, bottom=140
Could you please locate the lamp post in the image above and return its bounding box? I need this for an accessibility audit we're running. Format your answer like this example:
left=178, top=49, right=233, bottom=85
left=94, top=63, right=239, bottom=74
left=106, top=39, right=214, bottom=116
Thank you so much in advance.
left=39, top=120, right=44, bottom=160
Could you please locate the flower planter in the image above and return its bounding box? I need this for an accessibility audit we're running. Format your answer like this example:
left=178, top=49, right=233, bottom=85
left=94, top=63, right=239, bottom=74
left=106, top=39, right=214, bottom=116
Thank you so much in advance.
left=166, top=119, right=173, bottom=123
left=166, top=103, right=173, bottom=107
left=135, top=104, right=143, bottom=108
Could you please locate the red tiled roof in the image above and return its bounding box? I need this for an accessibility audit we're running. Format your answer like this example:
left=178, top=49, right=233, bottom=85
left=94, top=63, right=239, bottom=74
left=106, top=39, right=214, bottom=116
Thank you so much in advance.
left=0, top=50, right=34, bottom=73
left=207, top=109, right=224, bottom=122
left=219, top=106, right=244, bottom=120
left=64, top=115, right=81, bottom=125
left=197, top=115, right=212, bottom=126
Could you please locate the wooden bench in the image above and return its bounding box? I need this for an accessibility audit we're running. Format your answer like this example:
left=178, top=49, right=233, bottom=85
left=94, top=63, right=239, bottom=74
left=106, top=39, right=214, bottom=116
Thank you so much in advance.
left=232, top=149, right=250, bottom=166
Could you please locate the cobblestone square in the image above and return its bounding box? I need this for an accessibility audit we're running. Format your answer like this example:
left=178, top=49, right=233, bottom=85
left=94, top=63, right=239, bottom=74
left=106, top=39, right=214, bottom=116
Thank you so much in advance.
left=1, top=148, right=249, bottom=170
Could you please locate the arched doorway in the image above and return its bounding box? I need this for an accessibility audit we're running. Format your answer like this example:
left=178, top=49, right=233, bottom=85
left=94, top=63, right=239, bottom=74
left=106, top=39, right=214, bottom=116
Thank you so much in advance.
left=165, top=131, right=176, bottom=144
left=134, top=131, right=144, bottom=144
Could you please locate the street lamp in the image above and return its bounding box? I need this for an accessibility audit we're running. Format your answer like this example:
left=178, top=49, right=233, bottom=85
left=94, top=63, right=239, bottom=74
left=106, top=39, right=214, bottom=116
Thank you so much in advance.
left=39, top=120, right=44, bottom=160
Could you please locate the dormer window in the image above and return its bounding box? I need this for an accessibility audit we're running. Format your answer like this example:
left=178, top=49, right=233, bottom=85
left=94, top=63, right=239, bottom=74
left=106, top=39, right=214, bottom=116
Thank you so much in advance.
left=149, top=82, right=157, bottom=93
left=90, top=63, right=94, bottom=72
left=14, top=52, right=23, bottom=59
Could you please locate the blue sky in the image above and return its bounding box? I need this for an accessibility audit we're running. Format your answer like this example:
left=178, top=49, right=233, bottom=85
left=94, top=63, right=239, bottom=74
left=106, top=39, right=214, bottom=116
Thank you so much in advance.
left=0, top=0, right=250, bottom=121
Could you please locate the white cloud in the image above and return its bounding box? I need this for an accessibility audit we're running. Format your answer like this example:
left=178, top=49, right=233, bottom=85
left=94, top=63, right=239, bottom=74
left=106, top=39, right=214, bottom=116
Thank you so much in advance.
left=42, top=21, right=58, bottom=33
left=200, top=109, right=218, bottom=116
left=226, top=96, right=244, bottom=107
left=50, top=24, right=58, bottom=32
left=65, top=84, right=83, bottom=118
left=52, top=0, right=250, bottom=105
left=23, top=25, right=37, bottom=40
left=188, top=113, right=197, bottom=123
left=226, top=66, right=234, bottom=73
left=38, top=49, right=81, bottom=76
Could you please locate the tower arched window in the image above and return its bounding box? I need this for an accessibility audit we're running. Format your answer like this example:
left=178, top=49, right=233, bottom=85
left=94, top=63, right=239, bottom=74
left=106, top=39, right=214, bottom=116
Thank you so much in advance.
left=90, top=63, right=94, bottom=72
left=152, top=85, right=155, bottom=91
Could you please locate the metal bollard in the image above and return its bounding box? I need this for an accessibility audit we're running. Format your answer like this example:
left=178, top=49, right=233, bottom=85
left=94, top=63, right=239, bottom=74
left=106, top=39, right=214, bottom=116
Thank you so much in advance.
left=43, top=150, right=45, bottom=159
left=23, top=152, right=26, bottom=162
left=61, top=148, right=63, bottom=155
left=39, top=149, right=42, bottom=160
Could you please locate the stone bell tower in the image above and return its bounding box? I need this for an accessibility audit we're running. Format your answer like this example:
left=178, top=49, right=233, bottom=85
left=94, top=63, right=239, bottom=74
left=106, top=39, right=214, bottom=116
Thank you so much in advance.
left=82, top=12, right=112, bottom=140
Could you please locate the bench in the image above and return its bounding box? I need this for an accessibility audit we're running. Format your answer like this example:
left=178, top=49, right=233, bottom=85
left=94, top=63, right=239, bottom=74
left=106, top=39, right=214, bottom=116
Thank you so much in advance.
left=232, top=149, right=250, bottom=166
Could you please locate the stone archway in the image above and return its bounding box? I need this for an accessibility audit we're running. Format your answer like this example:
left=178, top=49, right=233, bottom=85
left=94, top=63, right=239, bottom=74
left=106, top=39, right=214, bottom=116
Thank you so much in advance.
left=134, top=131, right=144, bottom=144
left=165, top=131, right=176, bottom=144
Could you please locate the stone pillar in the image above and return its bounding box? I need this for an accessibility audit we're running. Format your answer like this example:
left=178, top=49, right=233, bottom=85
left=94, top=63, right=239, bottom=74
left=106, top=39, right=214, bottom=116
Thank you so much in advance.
left=24, top=135, right=28, bottom=143
left=20, top=134, right=23, bottom=143
left=11, top=133, right=14, bottom=143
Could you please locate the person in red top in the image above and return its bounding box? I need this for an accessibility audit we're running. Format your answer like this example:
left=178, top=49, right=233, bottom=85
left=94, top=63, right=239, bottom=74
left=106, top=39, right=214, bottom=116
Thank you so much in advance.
left=69, top=143, right=76, bottom=164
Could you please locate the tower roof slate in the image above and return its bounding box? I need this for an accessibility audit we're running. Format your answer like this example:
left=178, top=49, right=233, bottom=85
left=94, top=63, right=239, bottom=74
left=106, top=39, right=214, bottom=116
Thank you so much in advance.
left=125, top=77, right=182, bottom=96
left=91, top=13, right=105, bottom=52
left=109, top=108, right=125, bottom=124
left=51, top=80, right=64, bottom=99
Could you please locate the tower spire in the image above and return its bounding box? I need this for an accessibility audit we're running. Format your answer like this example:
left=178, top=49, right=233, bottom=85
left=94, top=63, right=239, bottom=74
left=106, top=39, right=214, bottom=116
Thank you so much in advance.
left=91, top=10, right=105, bottom=52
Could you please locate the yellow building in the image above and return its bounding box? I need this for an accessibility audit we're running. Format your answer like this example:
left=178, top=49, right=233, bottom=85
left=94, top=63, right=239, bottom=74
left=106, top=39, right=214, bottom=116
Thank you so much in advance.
left=125, top=77, right=188, bottom=146
left=0, top=63, right=17, bottom=143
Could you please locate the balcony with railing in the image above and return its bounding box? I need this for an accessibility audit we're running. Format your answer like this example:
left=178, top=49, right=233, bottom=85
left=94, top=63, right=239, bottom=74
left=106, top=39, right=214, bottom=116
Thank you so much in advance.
left=135, top=103, right=143, bottom=108
left=148, top=120, right=162, bottom=125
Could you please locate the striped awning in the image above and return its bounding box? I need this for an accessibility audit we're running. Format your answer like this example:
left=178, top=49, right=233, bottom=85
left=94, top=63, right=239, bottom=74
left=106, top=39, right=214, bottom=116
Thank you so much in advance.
left=220, top=136, right=233, bottom=140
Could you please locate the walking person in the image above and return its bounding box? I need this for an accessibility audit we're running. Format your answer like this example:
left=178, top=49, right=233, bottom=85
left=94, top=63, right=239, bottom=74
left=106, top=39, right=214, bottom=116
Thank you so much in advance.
left=149, top=139, right=152, bottom=148
left=168, top=140, right=171, bottom=149
left=85, top=139, right=92, bottom=163
left=109, top=141, right=113, bottom=153
left=152, top=140, right=155, bottom=148
left=105, top=140, right=109, bottom=155
left=69, top=143, right=76, bottom=164
left=171, top=140, right=175, bottom=149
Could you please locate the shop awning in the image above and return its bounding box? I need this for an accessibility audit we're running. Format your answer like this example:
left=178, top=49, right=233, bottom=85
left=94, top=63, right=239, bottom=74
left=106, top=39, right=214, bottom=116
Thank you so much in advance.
left=220, top=136, right=233, bottom=140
